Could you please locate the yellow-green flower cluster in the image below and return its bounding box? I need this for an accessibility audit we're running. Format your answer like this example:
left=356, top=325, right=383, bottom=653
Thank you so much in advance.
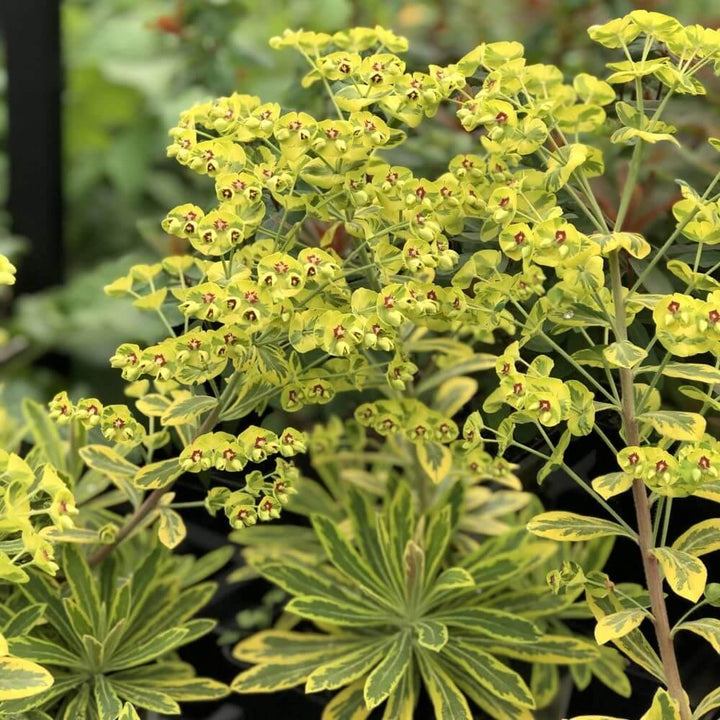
left=617, top=436, right=720, bottom=497
left=0, top=452, right=77, bottom=581
left=653, top=292, right=720, bottom=357
left=0, top=255, right=16, bottom=286
left=486, top=342, right=595, bottom=433
left=205, top=457, right=300, bottom=529
left=49, top=392, right=144, bottom=445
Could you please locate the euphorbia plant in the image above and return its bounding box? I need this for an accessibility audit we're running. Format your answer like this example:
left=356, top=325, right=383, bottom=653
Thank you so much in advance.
left=0, top=8, right=719, bottom=720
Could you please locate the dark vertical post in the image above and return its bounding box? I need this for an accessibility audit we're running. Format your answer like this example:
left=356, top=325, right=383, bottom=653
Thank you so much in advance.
left=1, top=0, right=63, bottom=294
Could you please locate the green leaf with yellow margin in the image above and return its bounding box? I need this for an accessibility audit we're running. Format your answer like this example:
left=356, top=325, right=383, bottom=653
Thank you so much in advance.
left=287, top=596, right=383, bottom=626
left=442, top=638, right=534, bottom=709
left=675, top=618, right=720, bottom=654
left=482, top=635, right=598, bottom=664
left=530, top=663, right=559, bottom=710
left=233, top=631, right=361, bottom=665
left=592, top=232, right=651, bottom=259
left=306, top=639, right=390, bottom=693
left=639, top=411, right=706, bottom=442
left=660, top=362, right=720, bottom=384
left=672, top=519, right=720, bottom=557
left=594, top=609, right=646, bottom=645
left=381, top=667, right=416, bottom=720
left=364, top=630, right=411, bottom=710
left=641, top=688, right=682, bottom=719
left=586, top=592, right=664, bottom=682
left=133, top=458, right=183, bottom=490
left=528, top=512, right=636, bottom=541
left=417, top=653, right=472, bottom=720
left=433, top=377, right=477, bottom=417
left=592, top=472, right=633, bottom=500
left=79, top=445, right=138, bottom=478
left=415, top=621, right=448, bottom=652
left=431, top=607, right=541, bottom=644
left=157, top=508, right=187, bottom=549
left=119, top=702, right=142, bottom=720
left=93, top=674, right=123, bottom=719
left=161, top=395, right=218, bottom=426
left=417, top=442, right=452, bottom=484
left=22, top=398, right=66, bottom=472
left=320, top=679, right=370, bottom=720
left=590, top=646, right=631, bottom=698
left=651, top=547, right=707, bottom=602
left=0, top=656, right=54, bottom=700
left=694, top=686, right=720, bottom=719
left=603, top=341, right=648, bottom=368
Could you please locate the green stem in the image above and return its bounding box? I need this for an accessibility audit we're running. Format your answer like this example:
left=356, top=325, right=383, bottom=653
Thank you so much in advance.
left=671, top=599, right=708, bottom=636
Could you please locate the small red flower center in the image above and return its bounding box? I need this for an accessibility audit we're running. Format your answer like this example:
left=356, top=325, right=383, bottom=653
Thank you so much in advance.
left=655, top=460, right=668, bottom=473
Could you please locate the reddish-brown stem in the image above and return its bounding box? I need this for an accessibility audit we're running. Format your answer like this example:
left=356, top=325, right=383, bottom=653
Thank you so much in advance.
left=609, top=250, right=691, bottom=720
left=88, top=372, right=241, bottom=567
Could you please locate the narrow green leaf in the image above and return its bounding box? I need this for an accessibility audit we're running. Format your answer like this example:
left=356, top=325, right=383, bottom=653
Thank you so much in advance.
left=321, top=679, right=370, bottom=720
left=107, top=681, right=180, bottom=715
left=528, top=512, right=635, bottom=541
left=287, top=596, right=384, bottom=626
left=9, top=636, right=82, bottom=668
left=311, top=514, right=382, bottom=595
left=486, top=634, right=599, bottom=664
left=672, top=519, right=720, bottom=558
left=694, top=685, right=720, bottom=719
left=418, top=654, right=472, bottom=720
left=660, top=362, right=720, bottom=384
left=364, top=630, right=412, bottom=710
left=444, top=637, right=535, bottom=709
left=63, top=545, right=101, bottom=630
left=22, top=398, right=65, bottom=472
left=94, top=674, right=123, bottom=720
left=432, top=607, right=541, bottom=643
left=305, top=639, right=389, bottom=693
left=676, top=618, right=720, bottom=654
left=119, top=703, right=142, bottom=720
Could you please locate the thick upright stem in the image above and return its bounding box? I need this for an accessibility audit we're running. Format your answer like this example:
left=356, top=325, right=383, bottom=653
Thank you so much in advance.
left=609, top=250, right=691, bottom=720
